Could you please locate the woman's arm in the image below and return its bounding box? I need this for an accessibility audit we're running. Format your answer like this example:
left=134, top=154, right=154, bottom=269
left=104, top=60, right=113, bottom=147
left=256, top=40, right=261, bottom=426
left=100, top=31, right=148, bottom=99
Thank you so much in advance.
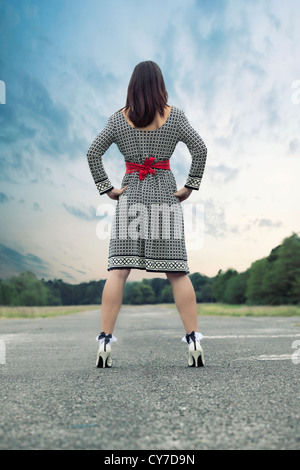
left=87, top=115, right=115, bottom=195
left=177, top=110, right=207, bottom=191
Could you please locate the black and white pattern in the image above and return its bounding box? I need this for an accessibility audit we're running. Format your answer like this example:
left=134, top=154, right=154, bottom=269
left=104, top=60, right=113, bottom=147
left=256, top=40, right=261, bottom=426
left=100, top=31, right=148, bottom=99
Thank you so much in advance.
left=87, top=106, right=207, bottom=273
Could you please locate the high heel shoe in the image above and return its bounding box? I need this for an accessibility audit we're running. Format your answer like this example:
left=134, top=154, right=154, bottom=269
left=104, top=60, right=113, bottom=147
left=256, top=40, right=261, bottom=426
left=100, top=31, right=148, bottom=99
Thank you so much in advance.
left=184, top=331, right=205, bottom=368
left=95, top=332, right=117, bottom=368
left=96, top=341, right=112, bottom=368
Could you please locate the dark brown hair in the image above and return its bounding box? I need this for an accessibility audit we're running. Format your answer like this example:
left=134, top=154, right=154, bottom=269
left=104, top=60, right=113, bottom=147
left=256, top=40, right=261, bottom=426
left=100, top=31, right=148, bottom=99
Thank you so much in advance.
left=125, top=61, right=168, bottom=128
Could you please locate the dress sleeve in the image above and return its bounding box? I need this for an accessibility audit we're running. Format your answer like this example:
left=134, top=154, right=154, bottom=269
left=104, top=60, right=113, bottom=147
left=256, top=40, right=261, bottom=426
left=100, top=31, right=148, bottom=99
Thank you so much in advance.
left=87, top=115, right=115, bottom=195
left=177, top=110, right=207, bottom=190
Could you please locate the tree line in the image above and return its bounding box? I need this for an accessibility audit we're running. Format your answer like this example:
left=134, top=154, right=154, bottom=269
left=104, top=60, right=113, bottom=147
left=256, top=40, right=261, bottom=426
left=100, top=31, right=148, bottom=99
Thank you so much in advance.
left=0, top=234, right=299, bottom=306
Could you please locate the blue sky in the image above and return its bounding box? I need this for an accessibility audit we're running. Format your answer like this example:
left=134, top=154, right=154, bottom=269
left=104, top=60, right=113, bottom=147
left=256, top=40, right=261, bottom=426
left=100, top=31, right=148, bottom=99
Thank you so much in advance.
left=0, top=0, right=299, bottom=283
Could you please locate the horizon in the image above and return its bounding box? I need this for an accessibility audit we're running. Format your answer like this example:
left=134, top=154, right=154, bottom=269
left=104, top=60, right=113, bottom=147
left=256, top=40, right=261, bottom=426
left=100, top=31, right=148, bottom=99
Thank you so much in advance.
left=1, top=231, right=297, bottom=285
left=1, top=0, right=300, bottom=284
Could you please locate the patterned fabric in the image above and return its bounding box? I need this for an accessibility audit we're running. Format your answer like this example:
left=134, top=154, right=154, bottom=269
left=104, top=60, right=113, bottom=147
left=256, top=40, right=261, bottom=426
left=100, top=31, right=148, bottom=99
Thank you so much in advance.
left=87, top=106, right=207, bottom=273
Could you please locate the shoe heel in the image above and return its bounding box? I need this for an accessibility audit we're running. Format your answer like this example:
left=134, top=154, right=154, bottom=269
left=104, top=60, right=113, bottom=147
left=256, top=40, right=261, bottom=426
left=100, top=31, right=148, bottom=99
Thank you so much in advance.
left=96, top=343, right=112, bottom=368
left=188, top=344, right=205, bottom=368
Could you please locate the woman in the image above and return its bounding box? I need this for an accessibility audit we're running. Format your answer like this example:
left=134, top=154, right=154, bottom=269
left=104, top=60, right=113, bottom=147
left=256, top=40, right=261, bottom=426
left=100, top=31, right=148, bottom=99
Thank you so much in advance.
left=87, top=61, right=207, bottom=368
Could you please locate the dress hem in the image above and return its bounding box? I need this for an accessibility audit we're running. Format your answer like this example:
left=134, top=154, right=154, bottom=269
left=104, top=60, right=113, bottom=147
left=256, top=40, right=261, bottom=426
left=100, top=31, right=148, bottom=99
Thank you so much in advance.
left=107, top=266, right=189, bottom=274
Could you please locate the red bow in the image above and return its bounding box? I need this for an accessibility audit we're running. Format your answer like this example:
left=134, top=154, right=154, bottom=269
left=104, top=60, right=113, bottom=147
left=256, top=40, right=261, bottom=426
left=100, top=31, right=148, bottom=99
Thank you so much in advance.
left=125, top=157, right=170, bottom=181
left=138, top=157, right=156, bottom=180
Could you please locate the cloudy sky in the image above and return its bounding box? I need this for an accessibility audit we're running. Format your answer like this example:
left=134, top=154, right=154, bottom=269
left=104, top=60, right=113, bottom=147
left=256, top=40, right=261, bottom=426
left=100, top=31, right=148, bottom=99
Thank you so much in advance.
left=0, top=0, right=299, bottom=284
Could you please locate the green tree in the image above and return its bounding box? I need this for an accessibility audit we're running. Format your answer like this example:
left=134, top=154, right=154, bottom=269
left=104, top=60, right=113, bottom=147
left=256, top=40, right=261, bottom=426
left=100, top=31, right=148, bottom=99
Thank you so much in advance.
left=189, top=272, right=207, bottom=290
left=246, top=234, right=300, bottom=305
left=4, top=272, right=49, bottom=306
left=0, top=279, right=17, bottom=305
left=245, top=258, right=268, bottom=304
left=129, top=283, right=155, bottom=304
left=212, top=269, right=238, bottom=303
left=223, top=271, right=249, bottom=304
left=265, top=234, right=300, bottom=304
left=195, top=282, right=215, bottom=302
left=123, top=282, right=139, bottom=304
left=160, top=284, right=173, bottom=302
left=189, top=272, right=215, bottom=302
left=144, top=278, right=169, bottom=302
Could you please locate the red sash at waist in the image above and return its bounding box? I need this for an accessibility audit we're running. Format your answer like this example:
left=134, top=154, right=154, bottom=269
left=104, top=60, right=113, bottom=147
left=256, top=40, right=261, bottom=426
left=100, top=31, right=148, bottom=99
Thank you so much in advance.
left=125, top=157, right=170, bottom=181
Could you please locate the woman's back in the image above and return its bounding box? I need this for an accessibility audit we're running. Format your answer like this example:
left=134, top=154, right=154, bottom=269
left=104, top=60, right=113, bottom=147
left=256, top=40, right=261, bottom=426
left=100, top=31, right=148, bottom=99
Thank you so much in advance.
left=122, top=105, right=172, bottom=131
left=87, top=105, right=207, bottom=192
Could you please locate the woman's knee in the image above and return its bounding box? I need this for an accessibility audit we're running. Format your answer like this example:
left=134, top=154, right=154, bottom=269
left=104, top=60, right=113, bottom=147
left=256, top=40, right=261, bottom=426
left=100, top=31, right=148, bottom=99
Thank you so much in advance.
left=110, top=268, right=131, bottom=280
left=165, top=271, right=187, bottom=282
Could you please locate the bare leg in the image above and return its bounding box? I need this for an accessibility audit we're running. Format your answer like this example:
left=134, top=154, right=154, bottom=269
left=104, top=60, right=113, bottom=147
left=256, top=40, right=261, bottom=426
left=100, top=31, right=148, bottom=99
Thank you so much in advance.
left=100, top=269, right=131, bottom=334
left=166, top=272, right=198, bottom=332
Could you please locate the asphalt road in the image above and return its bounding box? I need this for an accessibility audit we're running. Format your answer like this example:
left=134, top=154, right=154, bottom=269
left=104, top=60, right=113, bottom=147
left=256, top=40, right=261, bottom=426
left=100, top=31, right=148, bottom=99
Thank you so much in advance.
left=0, top=305, right=300, bottom=450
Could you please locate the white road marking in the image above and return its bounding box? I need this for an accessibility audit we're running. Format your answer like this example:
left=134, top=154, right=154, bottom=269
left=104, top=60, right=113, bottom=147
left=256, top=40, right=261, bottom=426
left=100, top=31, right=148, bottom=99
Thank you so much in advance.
left=203, top=334, right=300, bottom=339
left=256, top=354, right=296, bottom=361
left=0, top=340, right=6, bottom=365
left=0, top=334, right=31, bottom=366
left=203, top=334, right=300, bottom=363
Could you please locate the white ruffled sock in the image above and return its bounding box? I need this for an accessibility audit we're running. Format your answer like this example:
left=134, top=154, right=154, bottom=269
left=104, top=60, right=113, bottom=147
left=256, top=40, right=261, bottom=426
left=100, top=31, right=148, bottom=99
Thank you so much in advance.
left=96, top=332, right=118, bottom=345
left=182, top=331, right=203, bottom=344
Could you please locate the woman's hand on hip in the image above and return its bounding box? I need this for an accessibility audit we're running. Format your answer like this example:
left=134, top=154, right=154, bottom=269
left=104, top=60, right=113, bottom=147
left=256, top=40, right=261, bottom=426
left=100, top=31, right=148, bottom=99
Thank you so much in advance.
left=173, top=187, right=193, bottom=202
left=106, top=186, right=128, bottom=200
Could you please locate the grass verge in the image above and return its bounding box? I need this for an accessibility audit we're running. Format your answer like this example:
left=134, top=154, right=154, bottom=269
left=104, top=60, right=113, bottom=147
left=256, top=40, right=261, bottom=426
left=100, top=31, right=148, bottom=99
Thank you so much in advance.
left=1, top=303, right=300, bottom=319
left=0, top=305, right=99, bottom=319
left=197, top=303, right=300, bottom=317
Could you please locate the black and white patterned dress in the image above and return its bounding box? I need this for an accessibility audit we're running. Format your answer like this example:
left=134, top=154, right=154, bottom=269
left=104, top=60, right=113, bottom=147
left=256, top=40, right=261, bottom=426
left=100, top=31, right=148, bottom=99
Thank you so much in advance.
left=87, top=106, right=207, bottom=273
